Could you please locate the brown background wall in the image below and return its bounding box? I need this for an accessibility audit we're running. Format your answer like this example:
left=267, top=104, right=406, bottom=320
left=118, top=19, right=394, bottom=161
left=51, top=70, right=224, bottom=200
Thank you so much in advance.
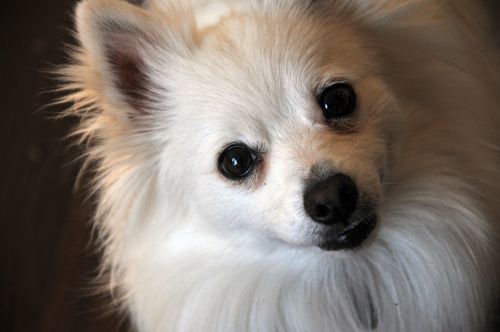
left=1, top=0, right=130, bottom=331
left=0, top=1, right=498, bottom=331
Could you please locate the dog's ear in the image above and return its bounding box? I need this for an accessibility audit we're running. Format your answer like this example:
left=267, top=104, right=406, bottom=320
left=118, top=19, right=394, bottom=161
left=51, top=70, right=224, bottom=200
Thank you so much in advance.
left=75, top=0, right=193, bottom=116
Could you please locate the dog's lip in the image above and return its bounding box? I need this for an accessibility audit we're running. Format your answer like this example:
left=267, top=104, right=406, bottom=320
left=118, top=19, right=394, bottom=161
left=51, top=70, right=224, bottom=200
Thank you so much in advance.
left=337, top=218, right=374, bottom=241
left=318, top=214, right=378, bottom=251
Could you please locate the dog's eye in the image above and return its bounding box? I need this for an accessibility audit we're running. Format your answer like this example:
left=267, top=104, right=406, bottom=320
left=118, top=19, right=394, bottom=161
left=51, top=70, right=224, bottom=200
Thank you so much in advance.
left=318, top=83, right=357, bottom=120
left=218, top=144, right=257, bottom=180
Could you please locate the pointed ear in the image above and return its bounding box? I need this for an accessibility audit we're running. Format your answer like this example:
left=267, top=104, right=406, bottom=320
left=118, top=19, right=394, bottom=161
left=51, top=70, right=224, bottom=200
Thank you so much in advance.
left=75, top=0, right=192, bottom=115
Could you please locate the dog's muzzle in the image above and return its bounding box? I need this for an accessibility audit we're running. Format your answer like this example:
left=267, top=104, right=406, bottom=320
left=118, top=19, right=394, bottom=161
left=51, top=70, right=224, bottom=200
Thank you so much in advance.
left=303, top=173, right=377, bottom=250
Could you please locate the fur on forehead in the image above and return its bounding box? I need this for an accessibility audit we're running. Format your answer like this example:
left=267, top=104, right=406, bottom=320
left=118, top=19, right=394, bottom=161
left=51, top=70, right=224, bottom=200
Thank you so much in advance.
left=74, top=0, right=375, bottom=117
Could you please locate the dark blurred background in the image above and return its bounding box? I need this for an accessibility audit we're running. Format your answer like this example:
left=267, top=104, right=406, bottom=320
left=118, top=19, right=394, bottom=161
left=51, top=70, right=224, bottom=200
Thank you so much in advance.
left=1, top=0, right=130, bottom=331
left=0, top=1, right=499, bottom=331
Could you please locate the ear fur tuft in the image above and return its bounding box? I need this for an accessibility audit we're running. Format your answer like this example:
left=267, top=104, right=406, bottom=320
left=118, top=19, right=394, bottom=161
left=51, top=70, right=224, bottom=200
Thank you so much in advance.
left=75, top=0, right=193, bottom=115
left=103, top=26, right=151, bottom=113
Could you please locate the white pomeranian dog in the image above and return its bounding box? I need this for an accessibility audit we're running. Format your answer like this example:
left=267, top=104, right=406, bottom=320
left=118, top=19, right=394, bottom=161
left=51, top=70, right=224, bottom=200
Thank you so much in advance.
left=61, top=0, right=500, bottom=330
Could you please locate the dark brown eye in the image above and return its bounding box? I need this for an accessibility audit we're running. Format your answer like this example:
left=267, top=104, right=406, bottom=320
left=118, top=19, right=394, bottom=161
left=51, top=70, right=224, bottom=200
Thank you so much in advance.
left=318, top=83, right=357, bottom=120
left=218, top=144, right=257, bottom=180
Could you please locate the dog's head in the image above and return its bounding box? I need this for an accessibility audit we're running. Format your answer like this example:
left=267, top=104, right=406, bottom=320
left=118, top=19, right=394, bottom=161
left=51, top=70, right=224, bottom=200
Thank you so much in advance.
left=74, top=0, right=400, bottom=252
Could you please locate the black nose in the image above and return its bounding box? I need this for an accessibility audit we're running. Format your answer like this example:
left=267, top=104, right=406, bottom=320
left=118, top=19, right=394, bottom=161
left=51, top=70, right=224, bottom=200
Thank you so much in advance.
left=303, top=173, right=359, bottom=226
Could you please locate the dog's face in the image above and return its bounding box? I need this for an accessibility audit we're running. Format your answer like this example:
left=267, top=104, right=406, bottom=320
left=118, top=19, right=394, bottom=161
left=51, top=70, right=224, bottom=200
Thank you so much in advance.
left=77, top=1, right=399, bottom=252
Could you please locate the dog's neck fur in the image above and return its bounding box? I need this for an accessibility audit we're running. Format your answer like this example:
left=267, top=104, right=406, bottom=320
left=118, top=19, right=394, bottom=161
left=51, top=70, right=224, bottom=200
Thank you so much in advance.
left=116, top=173, right=496, bottom=331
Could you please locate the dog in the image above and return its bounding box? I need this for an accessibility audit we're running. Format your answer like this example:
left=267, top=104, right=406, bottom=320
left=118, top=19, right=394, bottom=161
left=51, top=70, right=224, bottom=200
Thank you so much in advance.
left=61, top=0, right=500, bottom=330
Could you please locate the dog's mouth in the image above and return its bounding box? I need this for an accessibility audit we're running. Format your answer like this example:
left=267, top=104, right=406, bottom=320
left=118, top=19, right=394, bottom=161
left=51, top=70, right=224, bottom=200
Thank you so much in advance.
left=313, top=199, right=378, bottom=251
left=318, top=214, right=377, bottom=251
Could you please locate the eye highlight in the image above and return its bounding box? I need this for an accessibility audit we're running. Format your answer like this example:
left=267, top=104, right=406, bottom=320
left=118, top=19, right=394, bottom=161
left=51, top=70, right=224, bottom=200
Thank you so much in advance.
left=318, top=83, right=357, bottom=120
left=218, top=144, right=259, bottom=180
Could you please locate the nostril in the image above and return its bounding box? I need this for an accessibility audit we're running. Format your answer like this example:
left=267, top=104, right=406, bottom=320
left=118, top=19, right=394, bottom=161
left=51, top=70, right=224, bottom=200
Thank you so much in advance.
left=315, top=204, right=330, bottom=219
left=303, top=173, right=359, bottom=225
